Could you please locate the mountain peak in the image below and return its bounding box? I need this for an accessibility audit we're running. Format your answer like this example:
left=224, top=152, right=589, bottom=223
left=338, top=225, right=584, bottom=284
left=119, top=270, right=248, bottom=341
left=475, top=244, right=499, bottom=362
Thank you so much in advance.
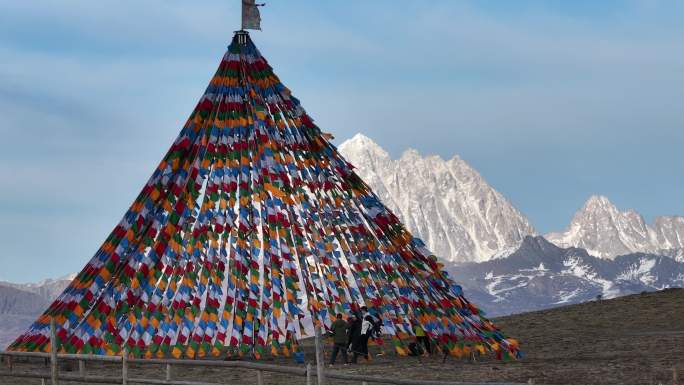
left=338, top=136, right=536, bottom=263
left=339, top=133, right=383, bottom=152
left=584, top=195, right=613, bottom=207
left=338, top=133, right=389, bottom=161
left=547, top=195, right=684, bottom=259
left=573, top=195, right=621, bottom=222
left=520, top=235, right=558, bottom=250
left=400, top=148, right=423, bottom=161
left=345, top=133, right=376, bottom=146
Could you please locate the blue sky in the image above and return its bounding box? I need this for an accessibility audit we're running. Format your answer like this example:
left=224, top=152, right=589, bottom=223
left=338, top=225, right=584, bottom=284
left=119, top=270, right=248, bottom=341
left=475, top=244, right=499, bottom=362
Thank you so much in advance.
left=1, top=1, right=682, bottom=282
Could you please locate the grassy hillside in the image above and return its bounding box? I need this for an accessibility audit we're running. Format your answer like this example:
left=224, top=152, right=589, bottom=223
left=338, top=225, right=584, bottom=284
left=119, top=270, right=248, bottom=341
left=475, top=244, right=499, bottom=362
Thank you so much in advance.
left=1, top=289, right=682, bottom=385
left=489, top=288, right=684, bottom=384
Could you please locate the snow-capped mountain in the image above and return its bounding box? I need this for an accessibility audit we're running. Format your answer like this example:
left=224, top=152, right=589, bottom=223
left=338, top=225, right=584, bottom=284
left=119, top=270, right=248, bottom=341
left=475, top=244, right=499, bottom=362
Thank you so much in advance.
left=546, top=195, right=684, bottom=260
left=338, top=134, right=536, bottom=263
left=0, top=273, right=75, bottom=302
left=448, top=236, right=684, bottom=316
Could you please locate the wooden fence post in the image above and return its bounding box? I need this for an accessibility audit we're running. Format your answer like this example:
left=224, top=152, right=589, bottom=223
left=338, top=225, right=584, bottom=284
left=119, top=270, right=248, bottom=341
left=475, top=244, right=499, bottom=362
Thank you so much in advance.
left=50, top=318, right=58, bottom=385
left=165, top=363, right=172, bottom=381
left=314, top=326, right=326, bottom=385
left=122, top=347, right=128, bottom=385
left=78, top=360, right=85, bottom=377
left=306, top=362, right=312, bottom=385
left=674, top=368, right=679, bottom=385
left=256, top=370, right=264, bottom=385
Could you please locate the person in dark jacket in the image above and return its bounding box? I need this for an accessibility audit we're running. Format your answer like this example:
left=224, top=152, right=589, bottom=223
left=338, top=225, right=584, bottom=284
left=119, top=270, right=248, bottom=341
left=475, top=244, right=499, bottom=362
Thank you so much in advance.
left=328, top=313, right=349, bottom=366
left=351, top=315, right=373, bottom=363
left=347, top=314, right=361, bottom=352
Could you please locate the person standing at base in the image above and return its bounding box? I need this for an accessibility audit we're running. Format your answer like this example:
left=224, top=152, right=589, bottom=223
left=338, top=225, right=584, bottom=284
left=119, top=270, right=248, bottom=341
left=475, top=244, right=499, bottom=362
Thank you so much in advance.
left=412, top=321, right=431, bottom=356
left=351, top=315, right=374, bottom=363
left=347, top=314, right=361, bottom=352
left=328, top=313, right=349, bottom=366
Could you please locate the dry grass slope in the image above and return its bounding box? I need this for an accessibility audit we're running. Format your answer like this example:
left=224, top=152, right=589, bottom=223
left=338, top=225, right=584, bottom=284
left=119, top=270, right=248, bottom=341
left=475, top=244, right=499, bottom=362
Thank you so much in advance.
left=490, top=288, right=684, bottom=385
left=1, top=288, right=682, bottom=385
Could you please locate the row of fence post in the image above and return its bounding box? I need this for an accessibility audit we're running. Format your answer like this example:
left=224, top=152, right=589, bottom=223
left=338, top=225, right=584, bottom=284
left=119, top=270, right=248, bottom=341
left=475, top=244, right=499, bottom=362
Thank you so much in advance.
left=42, top=318, right=327, bottom=385
left=48, top=317, right=129, bottom=385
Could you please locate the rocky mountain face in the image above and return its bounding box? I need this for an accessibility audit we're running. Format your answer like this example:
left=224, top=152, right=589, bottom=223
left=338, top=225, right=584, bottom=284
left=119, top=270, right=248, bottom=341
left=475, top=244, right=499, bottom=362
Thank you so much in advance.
left=448, top=236, right=684, bottom=316
left=0, top=286, right=47, bottom=349
left=338, top=134, right=536, bottom=263
left=0, top=275, right=72, bottom=349
left=0, top=286, right=49, bottom=317
left=546, top=195, right=684, bottom=260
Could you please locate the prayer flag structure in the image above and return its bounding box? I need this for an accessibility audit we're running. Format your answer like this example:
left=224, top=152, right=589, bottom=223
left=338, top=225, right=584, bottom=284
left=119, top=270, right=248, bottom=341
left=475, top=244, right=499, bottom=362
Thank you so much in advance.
left=9, top=31, right=521, bottom=360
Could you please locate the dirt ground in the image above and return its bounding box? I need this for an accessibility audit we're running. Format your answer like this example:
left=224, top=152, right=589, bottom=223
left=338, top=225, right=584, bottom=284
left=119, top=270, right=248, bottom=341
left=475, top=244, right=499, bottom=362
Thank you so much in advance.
left=2, top=288, right=683, bottom=385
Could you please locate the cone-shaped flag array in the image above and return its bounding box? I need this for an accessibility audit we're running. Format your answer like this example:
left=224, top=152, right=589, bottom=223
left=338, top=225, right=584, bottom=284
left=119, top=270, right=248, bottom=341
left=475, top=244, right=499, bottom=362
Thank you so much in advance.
left=9, top=32, right=520, bottom=360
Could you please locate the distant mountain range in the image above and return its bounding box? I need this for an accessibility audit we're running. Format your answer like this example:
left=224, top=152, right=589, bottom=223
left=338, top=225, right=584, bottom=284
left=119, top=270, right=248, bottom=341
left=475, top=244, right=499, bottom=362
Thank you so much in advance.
left=447, top=236, right=684, bottom=316
left=546, top=195, right=684, bottom=260
left=339, top=134, right=684, bottom=315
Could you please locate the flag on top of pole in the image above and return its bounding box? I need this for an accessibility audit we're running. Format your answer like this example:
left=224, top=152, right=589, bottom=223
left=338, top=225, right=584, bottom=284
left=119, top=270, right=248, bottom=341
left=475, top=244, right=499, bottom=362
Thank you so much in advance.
left=242, top=0, right=264, bottom=30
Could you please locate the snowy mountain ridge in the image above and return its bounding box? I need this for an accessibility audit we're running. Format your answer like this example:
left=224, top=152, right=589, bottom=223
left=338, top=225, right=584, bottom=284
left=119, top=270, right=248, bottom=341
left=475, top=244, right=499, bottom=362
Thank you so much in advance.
left=546, top=195, right=684, bottom=260
left=448, top=236, right=684, bottom=316
left=0, top=273, right=76, bottom=302
left=338, top=133, right=537, bottom=263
